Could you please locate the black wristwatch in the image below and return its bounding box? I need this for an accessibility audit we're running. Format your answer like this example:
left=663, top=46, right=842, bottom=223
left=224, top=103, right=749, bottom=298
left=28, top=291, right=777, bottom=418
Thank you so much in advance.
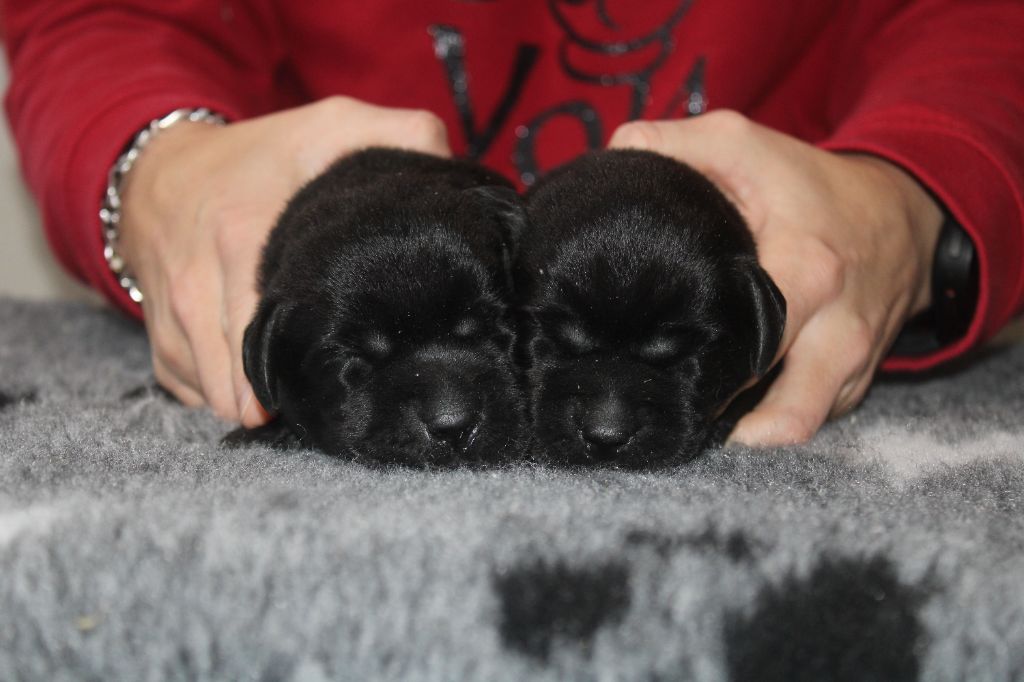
left=891, top=210, right=978, bottom=356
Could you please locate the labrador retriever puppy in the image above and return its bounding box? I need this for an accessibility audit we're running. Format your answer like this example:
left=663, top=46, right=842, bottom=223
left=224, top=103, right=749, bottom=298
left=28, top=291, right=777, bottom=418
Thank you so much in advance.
left=233, top=148, right=527, bottom=466
left=517, top=149, right=786, bottom=468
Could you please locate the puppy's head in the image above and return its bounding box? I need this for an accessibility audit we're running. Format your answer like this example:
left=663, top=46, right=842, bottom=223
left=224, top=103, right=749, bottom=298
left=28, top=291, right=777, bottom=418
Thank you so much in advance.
left=244, top=151, right=527, bottom=466
left=519, top=150, right=785, bottom=468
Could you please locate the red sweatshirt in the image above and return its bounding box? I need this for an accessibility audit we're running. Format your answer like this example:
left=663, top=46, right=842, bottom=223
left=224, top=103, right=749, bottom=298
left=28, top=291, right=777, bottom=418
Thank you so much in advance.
left=3, top=1, right=1023, bottom=371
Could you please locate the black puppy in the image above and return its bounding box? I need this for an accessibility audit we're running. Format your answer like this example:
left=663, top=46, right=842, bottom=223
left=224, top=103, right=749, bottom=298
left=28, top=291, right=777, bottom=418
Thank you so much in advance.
left=233, top=148, right=527, bottom=466
left=517, top=149, right=786, bottom=468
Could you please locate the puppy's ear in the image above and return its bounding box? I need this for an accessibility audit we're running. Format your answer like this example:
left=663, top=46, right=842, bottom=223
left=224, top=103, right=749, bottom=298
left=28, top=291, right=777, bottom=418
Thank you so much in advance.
left=735, top=257, right=787, bottom=377
left=242, top=301, right=289, bottom=412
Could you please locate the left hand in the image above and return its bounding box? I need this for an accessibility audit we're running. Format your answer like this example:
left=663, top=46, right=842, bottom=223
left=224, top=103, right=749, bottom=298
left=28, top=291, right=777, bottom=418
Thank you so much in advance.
left=609, top=110, right=944, bottom=445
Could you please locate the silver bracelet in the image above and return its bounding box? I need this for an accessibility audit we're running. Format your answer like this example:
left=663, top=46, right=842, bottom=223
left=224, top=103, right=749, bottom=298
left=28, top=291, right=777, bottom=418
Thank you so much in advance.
left=100, top=107, right=226, bottom=304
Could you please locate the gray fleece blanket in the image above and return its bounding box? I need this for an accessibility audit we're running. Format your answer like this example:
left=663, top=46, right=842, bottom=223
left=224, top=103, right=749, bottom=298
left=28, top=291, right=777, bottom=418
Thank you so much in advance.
left=1, top=298, right=1022, bottom=681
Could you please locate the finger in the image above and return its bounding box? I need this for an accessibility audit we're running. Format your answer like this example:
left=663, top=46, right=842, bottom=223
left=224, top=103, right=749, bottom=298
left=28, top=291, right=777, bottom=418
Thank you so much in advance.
left=182, top=311, right=238, bottom=422
left=607, top=111, right=765, bottom=209
left=355, top=104, right=452, bottom=157
left=755, top=232, right=845, bottom=364
left=152, top=354, right=205, bottom=408
left=173, top=273, right=239, bottom=422
left=608, top=114, right=741, bottom=168
left=224, top=98, right=452, bottom=190
left=830, top=323, right=890, bottom=418
left=217, top=221, right=272, bottom=427
left=291, top=98, right=452, bottom=180
left=225, top=290, right=268, bottom=428
left=831, top=370, right=874, bottom=419
left=143, top=303, right=204, bottom=398
left=728, top=310, right=866, bottom=446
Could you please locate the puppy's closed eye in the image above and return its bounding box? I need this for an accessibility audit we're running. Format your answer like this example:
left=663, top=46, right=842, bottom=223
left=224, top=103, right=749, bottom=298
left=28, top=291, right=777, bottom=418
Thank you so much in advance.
left=362, top=331, right=392, bottom=359
left=635, top=334, right=681, bottom=363
left=634, top=328, right=711, bottom=364
left=557, top=322, right=597, bottom=355
left=452, top=316, right=480, bottom=339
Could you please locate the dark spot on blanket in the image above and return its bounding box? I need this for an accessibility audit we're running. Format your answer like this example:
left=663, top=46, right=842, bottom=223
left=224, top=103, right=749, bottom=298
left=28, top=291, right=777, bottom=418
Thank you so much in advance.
left=724, top=554, right=925, bottom=682
left=494, top=558, right=631, bottom=661
left=258, top=653, right=297, bottom=682
left=0, top=389, right=37, bottom=409
left=120, top=382, right=175, bottom=401
left=264, top=490, right=302, bottom=513
left=625, top=527, right=758, bottom=563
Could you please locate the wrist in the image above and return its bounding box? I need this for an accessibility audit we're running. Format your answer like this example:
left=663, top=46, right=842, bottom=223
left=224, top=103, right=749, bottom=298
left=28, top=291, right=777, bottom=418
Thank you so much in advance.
left=842, top=153, right=944, bottom=315
left=119, top=120, right=222, bottom=204
left=105, top=109, right=226, bottom=302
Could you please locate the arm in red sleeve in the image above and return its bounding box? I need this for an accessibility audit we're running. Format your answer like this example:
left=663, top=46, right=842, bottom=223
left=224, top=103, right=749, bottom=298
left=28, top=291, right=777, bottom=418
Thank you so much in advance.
left=817, top=0, right=1024, bottom=371
left=1, top=1, right=285, bottom=316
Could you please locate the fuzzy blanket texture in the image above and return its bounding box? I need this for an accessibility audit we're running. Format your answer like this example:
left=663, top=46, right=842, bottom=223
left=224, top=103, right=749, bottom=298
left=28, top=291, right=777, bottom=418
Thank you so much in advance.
left=1, top=298, right=1023, bottom=681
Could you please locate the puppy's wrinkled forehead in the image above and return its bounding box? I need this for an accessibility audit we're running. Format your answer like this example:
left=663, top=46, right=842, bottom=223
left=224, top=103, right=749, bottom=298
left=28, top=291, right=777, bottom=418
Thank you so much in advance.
left=324, top=233, right=502, bottom=340
left=537, top=215, right=724, bottom=330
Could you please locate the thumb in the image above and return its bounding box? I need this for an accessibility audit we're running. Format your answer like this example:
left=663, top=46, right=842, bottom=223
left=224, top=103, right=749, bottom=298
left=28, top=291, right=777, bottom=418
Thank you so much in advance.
left=315, top=97, right=452, bottom=159
left=607, top=110, right=764, bottom=215
left=269, top=98, right=454, bottom=185
left=606, top=110, right=745, bottom=176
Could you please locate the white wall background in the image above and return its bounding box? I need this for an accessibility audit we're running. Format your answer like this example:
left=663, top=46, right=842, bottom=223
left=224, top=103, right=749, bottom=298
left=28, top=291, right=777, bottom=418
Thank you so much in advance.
left=1, top=60, right=97, bottom=302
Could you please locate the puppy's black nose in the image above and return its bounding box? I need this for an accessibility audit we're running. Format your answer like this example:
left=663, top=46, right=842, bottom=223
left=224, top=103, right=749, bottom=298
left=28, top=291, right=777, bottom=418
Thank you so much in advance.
left=583, top=422, right=634, bottom=448
left=581, top=395, right=636, bottom=456
left=422, top=408, right=479, bottom=448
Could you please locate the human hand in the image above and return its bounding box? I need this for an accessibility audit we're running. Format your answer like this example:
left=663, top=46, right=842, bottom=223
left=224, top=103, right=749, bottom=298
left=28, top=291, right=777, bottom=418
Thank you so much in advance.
left=609, top=110, right=944, bottom=445
left=118, top=97, right=452, bottom=426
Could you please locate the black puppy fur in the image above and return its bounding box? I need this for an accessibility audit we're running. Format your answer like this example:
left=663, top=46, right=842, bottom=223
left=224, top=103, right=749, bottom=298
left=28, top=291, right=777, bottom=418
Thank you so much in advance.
left=234, top=148, right=527, bottom=467
left=517, top=149, right=786, bottom=469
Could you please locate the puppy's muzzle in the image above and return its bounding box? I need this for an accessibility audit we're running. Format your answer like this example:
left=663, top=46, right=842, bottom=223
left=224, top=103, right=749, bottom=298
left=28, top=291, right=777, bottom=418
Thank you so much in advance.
left=419, top=394, right=481, bottom=451
left=579, top=393, right=639, bottom=461
left=408, top=347, right=487, bottom=453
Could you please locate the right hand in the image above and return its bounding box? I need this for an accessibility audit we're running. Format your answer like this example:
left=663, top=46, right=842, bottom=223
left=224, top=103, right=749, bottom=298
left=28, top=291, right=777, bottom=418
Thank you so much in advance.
left=118, top=96, right=452, bottom=426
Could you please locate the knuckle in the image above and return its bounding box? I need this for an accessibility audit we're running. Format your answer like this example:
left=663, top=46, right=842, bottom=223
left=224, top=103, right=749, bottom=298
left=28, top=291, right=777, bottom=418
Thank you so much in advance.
left=403, top=109, right=447, bottom=145
left=702, top=109, right=752, bottom=137
left=609, top=120, right=661, bottom=150
left=317, top=95, right=356, bottom=118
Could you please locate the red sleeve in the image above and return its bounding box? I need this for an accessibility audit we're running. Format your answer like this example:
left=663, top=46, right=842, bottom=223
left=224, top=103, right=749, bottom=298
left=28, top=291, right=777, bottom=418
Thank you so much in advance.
left=816, top=0, right=1024, bottom=371
left=1, top=1, right=285, bottom=317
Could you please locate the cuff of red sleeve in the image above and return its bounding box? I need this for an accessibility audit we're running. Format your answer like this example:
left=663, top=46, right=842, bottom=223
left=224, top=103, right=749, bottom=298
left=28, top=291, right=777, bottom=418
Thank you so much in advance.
left=60, top=86, right=245, bottom=321
left=819, top=110, right=1024, bottom=372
